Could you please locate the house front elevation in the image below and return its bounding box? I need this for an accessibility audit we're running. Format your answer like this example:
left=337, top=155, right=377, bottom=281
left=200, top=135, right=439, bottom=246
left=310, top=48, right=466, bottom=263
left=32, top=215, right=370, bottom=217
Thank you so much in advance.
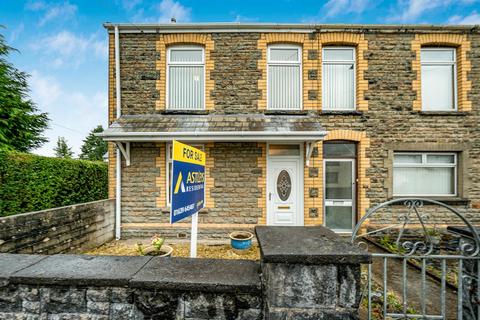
left=100, top=23, right=480, bottom=239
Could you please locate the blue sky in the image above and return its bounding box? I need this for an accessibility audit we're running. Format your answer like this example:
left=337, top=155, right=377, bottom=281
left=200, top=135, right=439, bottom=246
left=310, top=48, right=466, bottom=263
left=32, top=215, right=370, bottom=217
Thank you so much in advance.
left=1, top=0, right=480, bottom=156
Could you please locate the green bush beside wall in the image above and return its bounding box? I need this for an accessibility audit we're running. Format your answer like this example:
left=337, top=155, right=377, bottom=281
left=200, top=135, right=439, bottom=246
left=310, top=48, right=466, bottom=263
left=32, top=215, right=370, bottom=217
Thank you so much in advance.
left=0, top=151, right=108, bottom=217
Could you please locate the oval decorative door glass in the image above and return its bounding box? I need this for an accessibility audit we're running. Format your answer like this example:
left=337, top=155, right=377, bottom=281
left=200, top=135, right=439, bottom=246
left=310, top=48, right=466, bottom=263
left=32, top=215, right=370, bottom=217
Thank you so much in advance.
left=277, top=170, right=292, bottom=201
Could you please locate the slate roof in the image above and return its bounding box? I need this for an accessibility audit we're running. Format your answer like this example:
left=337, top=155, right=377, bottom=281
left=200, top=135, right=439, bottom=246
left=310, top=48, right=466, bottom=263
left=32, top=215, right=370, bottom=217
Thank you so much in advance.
left=99, top=114, right=326, bottom=142
left=104, top=114, right=324, bottom=133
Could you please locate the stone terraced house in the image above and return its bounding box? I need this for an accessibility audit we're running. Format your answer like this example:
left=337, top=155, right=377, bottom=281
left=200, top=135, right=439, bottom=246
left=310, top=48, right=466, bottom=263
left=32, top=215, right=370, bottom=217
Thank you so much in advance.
left=99, top=22, right=480, bottom=239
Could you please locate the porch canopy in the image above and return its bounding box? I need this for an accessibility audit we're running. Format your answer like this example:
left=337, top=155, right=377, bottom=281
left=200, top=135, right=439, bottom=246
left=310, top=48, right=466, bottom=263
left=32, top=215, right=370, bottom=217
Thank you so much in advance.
left=99, top=114, right=327, bottom=165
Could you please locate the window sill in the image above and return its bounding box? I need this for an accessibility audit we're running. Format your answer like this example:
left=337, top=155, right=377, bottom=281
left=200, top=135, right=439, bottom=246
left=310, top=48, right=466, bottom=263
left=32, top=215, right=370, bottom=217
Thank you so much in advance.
left=389, top=197, right=470, bottom=205
left=160, top=207, right=211, bottom=214
left=161, top=110, right=209, bottom=115
left=415, top=111, right=469, bottom=116
left=321, top=110, right=363, bottom=115
left=264, top=110, right=310, bottom=115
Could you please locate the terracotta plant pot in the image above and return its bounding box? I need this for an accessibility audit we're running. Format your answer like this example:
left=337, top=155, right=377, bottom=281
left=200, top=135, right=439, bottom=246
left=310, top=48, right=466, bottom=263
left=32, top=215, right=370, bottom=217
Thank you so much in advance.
left=144, top=245, right=173, bottom=257
left=229, top=231, right=254, bottom=250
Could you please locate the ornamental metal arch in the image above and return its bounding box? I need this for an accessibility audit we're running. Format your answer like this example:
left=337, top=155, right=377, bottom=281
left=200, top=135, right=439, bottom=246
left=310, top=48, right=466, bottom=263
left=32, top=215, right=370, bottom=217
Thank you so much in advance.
left=351, top=198, right=480, bottom=320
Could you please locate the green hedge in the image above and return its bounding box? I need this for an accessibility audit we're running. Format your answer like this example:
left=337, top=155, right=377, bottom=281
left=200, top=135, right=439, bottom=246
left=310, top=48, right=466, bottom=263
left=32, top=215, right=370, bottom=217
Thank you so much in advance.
left=0, top=151, right=108, bottom=217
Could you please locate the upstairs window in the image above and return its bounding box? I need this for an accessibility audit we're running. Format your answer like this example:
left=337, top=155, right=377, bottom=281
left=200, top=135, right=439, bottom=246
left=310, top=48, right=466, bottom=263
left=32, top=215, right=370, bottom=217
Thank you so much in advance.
left=421, top=48, right=457, bottom=111
left=323, top=47, right=356, bottom=111
left=267, top=44, right=302, bottom=110
left=167, top=46, right=205, bottom=110
left=393, top=152, right=457, bottom=197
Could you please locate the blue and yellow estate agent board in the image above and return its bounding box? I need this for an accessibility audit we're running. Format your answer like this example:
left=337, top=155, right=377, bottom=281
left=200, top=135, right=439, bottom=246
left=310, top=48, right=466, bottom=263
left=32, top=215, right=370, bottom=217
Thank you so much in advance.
left=170, top=141, right=206, bottom=224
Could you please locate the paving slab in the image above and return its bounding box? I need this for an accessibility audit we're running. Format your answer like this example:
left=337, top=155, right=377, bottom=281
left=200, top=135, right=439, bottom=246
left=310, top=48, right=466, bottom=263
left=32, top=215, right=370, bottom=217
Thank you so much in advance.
left=10, top=254, right=151, bottom=287
left=0, top=254, right=47, bottom=281
left=130, top=257, right=261, bottom=293
left=255, top=226, right=371, bottom=265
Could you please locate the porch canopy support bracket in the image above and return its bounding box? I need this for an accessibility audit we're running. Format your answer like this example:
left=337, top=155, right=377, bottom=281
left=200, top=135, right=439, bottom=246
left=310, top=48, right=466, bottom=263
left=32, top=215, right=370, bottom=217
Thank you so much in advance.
left=305, top=140, right=319, bottom=167
left=115, top=141, right=131, bottom=166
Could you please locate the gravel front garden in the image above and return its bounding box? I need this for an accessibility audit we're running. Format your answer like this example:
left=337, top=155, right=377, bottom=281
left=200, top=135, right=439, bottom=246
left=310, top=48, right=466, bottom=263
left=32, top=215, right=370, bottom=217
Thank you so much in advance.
left=83, top=239, right=260, bottom=260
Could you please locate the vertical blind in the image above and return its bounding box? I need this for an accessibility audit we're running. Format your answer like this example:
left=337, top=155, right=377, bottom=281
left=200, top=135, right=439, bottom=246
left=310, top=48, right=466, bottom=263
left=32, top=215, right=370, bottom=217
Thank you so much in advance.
left=267, top=46, right=301, bottom=110
left=167, top=47, right=205, bottom=110
left=421, top=48, right=456, bottom=111
left=393, top=153, right=456, bottom=196
left=323, top=47, right=355, bottom=110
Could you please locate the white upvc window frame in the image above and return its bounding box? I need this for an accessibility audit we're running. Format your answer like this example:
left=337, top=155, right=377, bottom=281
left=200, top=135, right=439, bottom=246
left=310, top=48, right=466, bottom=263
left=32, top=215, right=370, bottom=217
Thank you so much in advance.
left=420, top=47, right=457, bottom=111
left=166, top=45, right=206, bottom=110
left=393, top=152, right=457, bottom=197
left=267, top=44, right=303, bottom=110
left=322, top=46, right=356, bottom=111
left=166, top=143, right=205, bottom=207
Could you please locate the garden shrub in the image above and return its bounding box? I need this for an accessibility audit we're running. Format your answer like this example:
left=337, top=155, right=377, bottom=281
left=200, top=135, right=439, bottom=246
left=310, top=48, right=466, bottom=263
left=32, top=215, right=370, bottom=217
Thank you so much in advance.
left=0, top=151, right=108, bottom=216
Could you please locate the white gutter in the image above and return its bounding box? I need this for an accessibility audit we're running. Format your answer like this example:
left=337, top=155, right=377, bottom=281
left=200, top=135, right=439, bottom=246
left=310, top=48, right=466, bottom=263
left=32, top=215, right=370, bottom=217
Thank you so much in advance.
left=114, top=25, right=122, bottom=240
left=103, top=22, right=479, bottom=34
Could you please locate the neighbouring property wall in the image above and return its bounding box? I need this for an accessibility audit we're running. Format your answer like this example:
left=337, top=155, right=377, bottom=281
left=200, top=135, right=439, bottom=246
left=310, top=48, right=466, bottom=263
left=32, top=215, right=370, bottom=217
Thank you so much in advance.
left=0, top=199, right=114, bottom=254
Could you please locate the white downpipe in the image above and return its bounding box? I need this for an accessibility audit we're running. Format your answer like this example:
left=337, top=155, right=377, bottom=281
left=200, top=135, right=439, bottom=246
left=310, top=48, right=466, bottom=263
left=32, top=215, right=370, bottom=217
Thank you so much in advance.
left=115, top=25, right=121, bottom=117
left=114, top=25, right=122, bottom=240
left=115, top=148, right=121, bottom=240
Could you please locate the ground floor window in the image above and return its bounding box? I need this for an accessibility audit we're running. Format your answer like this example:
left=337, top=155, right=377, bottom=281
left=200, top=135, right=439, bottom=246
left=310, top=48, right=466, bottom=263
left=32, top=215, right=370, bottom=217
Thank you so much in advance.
left=166, top=143, right=204, bottom=206
left=393, top=152, right=457, bottom=197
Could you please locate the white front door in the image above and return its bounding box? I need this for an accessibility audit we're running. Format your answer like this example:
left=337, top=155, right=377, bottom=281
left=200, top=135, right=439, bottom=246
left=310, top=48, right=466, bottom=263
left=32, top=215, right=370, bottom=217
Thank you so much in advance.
left=267, top=146, right=303, bottom=226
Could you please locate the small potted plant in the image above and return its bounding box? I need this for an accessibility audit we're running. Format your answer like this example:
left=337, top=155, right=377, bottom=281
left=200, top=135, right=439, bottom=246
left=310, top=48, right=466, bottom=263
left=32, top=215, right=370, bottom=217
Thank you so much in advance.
left=229, top=231, right=254, bottom=251
left=136, top=235, right=173, bottom=257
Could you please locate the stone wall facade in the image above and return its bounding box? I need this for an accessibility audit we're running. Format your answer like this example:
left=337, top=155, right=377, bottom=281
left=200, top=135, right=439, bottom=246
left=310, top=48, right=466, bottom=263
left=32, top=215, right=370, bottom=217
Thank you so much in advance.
left=108, top=26, right=480, bottom=238
left=0, top=199, right=114, bottom=254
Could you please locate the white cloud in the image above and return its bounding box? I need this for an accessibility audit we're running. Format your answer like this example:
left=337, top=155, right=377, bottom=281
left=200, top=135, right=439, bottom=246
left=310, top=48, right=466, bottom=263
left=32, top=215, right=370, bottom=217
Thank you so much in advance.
left=25, top=0, right=47, bottom=11
left=391, top=0, right=478, bottom=23
left=28, top=70, right=107, bottom=157
left=232, top=14, right=259, bottom=23
left=32, top=31, right=107, bottom=68
left=29, top=70, right=62, bottom=107
left=448, top=11, right=480, bottom=24
left=127, top=0, right=191, bottom=23
left=8, top=23, right=25, bottom=42
left=26, top=1, right=77, bottom=26
left=323, top=0, right=369, bottom=17
left=156, top=0, right=191, bottom=22
left=120, top=0, right=143, bottom=10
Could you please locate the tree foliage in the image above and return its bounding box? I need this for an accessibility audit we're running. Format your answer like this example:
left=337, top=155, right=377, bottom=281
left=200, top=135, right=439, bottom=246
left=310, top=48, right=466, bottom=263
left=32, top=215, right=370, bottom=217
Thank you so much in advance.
left=0, top=151, right=108, bottom=216
left=54, top=136, right=74, bottom=158
left=79, top=125, right=108, bottom=161
left=0, top=29, right=49, bottom=152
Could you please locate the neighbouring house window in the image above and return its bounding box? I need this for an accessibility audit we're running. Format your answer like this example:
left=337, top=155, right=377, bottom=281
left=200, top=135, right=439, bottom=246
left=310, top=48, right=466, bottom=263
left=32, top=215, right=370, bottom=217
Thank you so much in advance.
left=421, top=48, right=457, bottom=111
left=393, top=152, right=457, bottom=196
left=166, top=143, right=205, bottom=206
left=267, top=44, right=302, bottom=110
left=167, top=46, right=205, bottom=110
left=322, top=47, right=356, bottom=111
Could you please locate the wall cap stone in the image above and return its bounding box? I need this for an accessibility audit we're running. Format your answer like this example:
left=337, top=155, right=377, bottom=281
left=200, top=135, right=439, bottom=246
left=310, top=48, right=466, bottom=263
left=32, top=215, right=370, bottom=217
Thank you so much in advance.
left=131, top=257, right=261, bottom=293
left=0, top=254, right=47, bottom=282
left=255, top=226, right=372, bottom=265
left=9, top=254, right=151, bottom=287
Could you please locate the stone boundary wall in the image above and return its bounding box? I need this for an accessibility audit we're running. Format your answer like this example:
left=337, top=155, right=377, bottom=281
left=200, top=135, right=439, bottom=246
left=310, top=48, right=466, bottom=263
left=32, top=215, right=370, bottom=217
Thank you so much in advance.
left=0, top=226, right=371, bottom=319
left=0, top=199, right=114, bottom=254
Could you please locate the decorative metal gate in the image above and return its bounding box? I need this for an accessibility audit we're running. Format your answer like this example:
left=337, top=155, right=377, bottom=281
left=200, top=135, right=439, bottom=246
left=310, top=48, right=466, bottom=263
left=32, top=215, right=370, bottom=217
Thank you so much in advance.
left=351, top=198, right=480, bottom=320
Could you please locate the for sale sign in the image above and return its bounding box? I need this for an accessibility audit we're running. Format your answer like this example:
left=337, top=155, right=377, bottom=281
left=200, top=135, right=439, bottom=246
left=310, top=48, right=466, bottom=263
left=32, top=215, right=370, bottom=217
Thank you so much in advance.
left=170, top=140, right=206, bottom=223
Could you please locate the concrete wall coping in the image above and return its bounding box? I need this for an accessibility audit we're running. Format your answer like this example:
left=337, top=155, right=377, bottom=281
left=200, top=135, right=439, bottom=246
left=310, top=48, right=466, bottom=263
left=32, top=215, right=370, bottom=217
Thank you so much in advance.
left=255, top=226, right=372, bottom=265
left=0, top=198, right=114, bottom=221
left=0, top=253, right=261, bottom=294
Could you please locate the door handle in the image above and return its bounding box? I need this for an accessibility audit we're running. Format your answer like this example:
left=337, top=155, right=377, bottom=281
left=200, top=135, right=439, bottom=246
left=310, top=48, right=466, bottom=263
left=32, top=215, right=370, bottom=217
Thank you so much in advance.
left=269, top=193, right=272, bottom=201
